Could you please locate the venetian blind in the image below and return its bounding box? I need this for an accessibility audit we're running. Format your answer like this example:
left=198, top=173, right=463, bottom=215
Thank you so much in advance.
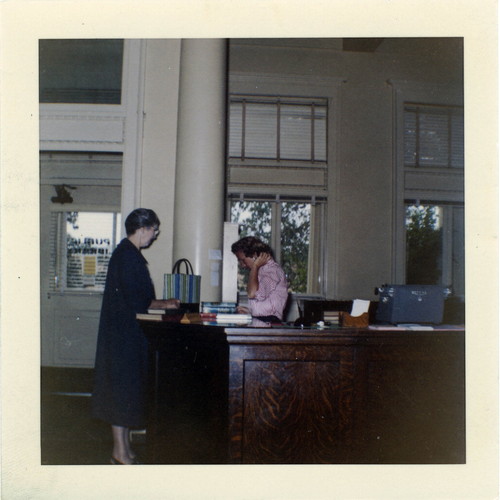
left=404, top=104, right=464, bottom=169
left=228, top=96, right=327, bottom=162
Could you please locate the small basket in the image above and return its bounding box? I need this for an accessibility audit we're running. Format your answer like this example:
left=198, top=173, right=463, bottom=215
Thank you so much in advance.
left=339, top=311, right=369, bottom=328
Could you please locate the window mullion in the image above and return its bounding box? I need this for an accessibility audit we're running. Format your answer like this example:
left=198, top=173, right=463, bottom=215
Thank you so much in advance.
left=59, top=212, right=68, bottom=292
left=272, top=198, right=282, bottom=264
left=311, top=103, right=315, bottom=163
left=447, top=110, right=452, bottom=168
left=415, top=107, right=421, bottom=167
left=441, top=206, right=453, bottom=286
left=241, top=99, right=246, bottom=160
left=276, top=101, right=281, bottom=161
left=112, top=213, right=119, bottom=247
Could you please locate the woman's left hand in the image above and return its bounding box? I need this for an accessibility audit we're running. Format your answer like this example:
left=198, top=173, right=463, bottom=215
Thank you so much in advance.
left=150, top=298, right=181, bottom=309
left=253, top=252, right=271, bottom=269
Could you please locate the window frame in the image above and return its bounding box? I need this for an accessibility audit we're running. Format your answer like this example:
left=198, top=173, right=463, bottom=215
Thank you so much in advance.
left=225, top=73, right=345, bottom=298
left=390, top=79, right=464, bottom=293
left=404, top=103, right=464, bottom=169
left=48, top=208, right=122, bottom=295
left=227, top=194, right=326, bottom=296
left=228, top=94, right=328, bottom=163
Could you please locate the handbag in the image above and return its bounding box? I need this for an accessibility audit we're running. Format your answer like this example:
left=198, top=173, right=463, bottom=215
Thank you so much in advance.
left=163, top=259, right=201, bottom=307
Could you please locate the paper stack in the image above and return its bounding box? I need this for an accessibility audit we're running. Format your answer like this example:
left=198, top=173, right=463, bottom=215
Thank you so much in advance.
left=323, top=311, right=341, bottom=325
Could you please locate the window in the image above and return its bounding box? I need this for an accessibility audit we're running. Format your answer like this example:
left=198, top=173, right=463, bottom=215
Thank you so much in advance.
left=406, top=204, right=442, bottom=284
left=397, top=98, right=464, bottom=299
left=405, top=203, right=464, bottom=297
left=230, top=197, right=324, bottom=294
left=39, top=39, right=124, bottom=104
left=404, top=104, right=464, bottom=168
left=50, top=211, right=121, bottom=292
left=229, top=96, right=327, bottom=162
left=227, top=90, right=331, bottom=297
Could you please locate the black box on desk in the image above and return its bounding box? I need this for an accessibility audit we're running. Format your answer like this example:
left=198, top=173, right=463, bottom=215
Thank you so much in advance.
left=375, top=285, right=449, bottom=324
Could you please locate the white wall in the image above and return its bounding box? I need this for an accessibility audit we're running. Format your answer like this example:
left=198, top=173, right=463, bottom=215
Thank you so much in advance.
left=138, top=39, right=181, bottom=294
left=227, top=38, right=463, bottom=300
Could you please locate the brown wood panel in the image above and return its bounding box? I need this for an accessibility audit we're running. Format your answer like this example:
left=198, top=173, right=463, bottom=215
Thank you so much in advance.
left=227, top=342, right=355, bottom=463
left=141, top=321, right=465, bottom=464
left=242, top=360, right=344, bottom=463
left=352, top=337, right=465, bottom=463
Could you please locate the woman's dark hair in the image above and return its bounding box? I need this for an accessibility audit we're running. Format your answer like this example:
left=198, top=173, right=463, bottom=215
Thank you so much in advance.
left=125, top=208, right=160, bottom=236
left=231, top=236, right=273, bottom=257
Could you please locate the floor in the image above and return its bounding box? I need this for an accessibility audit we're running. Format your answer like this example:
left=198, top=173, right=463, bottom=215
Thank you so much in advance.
left=41, top=367, right=147, bottom=465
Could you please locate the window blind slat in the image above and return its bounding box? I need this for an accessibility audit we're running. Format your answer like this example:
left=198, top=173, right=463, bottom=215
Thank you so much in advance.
left=228, top=96, right=327, bottom=163
left=404, top=105, right=463, bottom=169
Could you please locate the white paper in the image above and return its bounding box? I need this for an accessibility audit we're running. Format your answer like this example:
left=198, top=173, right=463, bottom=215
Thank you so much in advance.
left=210, top=271, right=220, bottom=286
left=350, top=299, right=370, bottom=317
left=209, top=248, right=222, bottom=260
left=210, top=262, right=220, bottom=286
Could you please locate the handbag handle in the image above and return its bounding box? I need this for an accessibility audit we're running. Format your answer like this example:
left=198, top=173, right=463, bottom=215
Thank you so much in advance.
left=172, top=258, right=194, bottom=275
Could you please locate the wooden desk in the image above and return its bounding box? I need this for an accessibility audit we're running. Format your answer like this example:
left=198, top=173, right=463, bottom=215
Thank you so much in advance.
left=140, top=322, right=465, bottom=464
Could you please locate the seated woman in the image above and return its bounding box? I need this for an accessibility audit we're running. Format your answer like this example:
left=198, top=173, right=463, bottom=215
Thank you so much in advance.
left=231, top=236, right=289, bottom=323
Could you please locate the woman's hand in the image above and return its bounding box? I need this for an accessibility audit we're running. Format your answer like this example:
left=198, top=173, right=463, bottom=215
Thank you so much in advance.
left=150, top=298, right=181, bottom=309
left=252, top=252, right=271, bottom=269
left=236, top=306, right=250, bottom=314
left=247, top=252, right=271, bottom=298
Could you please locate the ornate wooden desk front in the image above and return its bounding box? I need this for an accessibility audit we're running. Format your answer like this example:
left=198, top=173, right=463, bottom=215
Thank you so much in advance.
left=141, top=322, right=465, bottom=464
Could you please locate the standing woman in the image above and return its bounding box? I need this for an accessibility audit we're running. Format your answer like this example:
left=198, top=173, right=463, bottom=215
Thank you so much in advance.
left=231, top=236, right=289, bottom=323
left=92, top=208, right=179, bottom=465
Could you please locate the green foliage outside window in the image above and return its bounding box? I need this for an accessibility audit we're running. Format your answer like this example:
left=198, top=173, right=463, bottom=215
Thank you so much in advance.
left=406, top=205, right=442, bottom=285
left=230, top=200, right=311, bottom=293
left=280, top=203, right=310, bottom=293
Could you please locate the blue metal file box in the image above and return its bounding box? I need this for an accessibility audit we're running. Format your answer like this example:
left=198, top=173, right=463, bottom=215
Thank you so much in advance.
left=375, top=285, right=450, bottom=324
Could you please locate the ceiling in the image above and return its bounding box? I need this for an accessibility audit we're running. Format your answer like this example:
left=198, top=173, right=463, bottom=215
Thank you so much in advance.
left=230, top=38, right=387, bottom=53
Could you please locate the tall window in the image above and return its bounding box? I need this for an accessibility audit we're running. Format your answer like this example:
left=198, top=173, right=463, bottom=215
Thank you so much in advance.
left=227, top=94, right=329, bottom=296
left=403, top=103, right=464, bottom=297
left=49, top=211, right=121, bottom=292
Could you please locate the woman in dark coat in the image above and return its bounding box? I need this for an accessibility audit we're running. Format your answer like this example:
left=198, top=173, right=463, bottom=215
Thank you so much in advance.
left=92, top=208, right=179, bottom=464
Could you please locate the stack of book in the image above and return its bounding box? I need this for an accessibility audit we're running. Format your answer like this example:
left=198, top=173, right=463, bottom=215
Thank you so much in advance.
left=200, top=302, right=251, bottom=324
left=201, top=302, right=238, bottom=314
left=179, top=312, right=252, bottom=324
left=137, top=303, right=252, bottom=325
left=323, top=310, right=341, bottom=325
left=214, top=313, right=252, bottom=324
left=136, top=308, right=185, bottom=322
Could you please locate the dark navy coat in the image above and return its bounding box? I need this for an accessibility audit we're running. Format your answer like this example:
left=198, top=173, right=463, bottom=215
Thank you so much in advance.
left=92, top=238, right=155, bottom=428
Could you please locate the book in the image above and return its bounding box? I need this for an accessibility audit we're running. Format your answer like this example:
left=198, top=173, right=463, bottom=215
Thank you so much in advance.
left=201, top=302, right=238, bottom=314
left=136, top=312, right=184, bottom=322
left=179, top=312, right=218, bottom=324
left=148, top=308, right=168, bottom=314
left=215, top=313, right=252, bottom=324
left=323, top=311, right=340, bottom=324
left=137, top=313, right=166, bottom=321
left=148, top=307, right=187, bottom=315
